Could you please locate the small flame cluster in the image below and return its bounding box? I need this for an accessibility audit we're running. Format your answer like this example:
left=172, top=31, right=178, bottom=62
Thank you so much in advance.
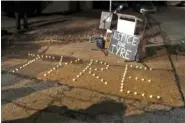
left=129, top=64, right=153, bottom=71
left=72, top=59, right=109, bottom=85
left=44, top=56, right=63, bottom=77
left=125, top=90, right=161, bottom=99
left=64, top=58, right=81, bottom=66
left=128, top=76, right=152, bottom=83
left=12, top=56, right=40, bottom=73
left=28, top=53, right=55, bottom=60
left=120, top=64, right=128, bottom=92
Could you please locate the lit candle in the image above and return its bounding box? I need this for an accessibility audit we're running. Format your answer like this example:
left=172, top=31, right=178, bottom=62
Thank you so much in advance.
left=141, top=78, right=145, bottom=81
left=142, top=93, right=145, bottom=97
left=77, top=75, right=80, bottom=78
left=104, top=82, right=107, bottom=85
left=128, top=76, right=132, bottom=79
left=120, top=89, right=123, bottom=92
left=72, top=78, right=76, bottom=81
left=96, top=76, right=99, bottom=79
left=148, top=79, right=151, bottom=82
left=127, top=90, right=130, bottom=94
left=101, top=79, right=104, bottom=82
left=149, top=95, right=153, bottom=98
left=134, top=92, right=137, bottom=95
left=44, top=74, right=47, bottom=77
left=157, top=96, right=160, bottom=99
left=135, top=77, right=138, bottom=80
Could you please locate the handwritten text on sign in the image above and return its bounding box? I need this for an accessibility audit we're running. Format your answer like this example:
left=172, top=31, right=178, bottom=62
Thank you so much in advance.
left=108, top=30, right=140, bottom=60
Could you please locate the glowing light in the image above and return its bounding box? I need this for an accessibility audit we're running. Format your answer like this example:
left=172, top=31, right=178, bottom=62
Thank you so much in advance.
left=72, top=78, right=76, bottom=81
left=134, top=92, right=137, bottom=95
left=142, top=93, right=145, bottom=97
left=127, top=90, right=130, bottom=94
left=157, top=96, right=161, bottom=99
left=149, top=95, right=153, bottom=98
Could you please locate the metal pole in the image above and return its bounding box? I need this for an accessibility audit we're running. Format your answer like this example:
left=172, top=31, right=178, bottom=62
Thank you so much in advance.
left=109, top=0, right=112, bottom=12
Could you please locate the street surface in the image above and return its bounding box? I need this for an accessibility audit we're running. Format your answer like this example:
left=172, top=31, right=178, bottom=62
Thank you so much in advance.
left=1, top=6, right=185, bottom=123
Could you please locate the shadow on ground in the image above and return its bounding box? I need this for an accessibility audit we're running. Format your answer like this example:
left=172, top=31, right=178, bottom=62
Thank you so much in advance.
left=2, top=99, right=185, bottom=123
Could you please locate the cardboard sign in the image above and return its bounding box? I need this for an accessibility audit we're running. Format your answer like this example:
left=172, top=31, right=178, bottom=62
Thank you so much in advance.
left=108, top=30, right=140, bottom=61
